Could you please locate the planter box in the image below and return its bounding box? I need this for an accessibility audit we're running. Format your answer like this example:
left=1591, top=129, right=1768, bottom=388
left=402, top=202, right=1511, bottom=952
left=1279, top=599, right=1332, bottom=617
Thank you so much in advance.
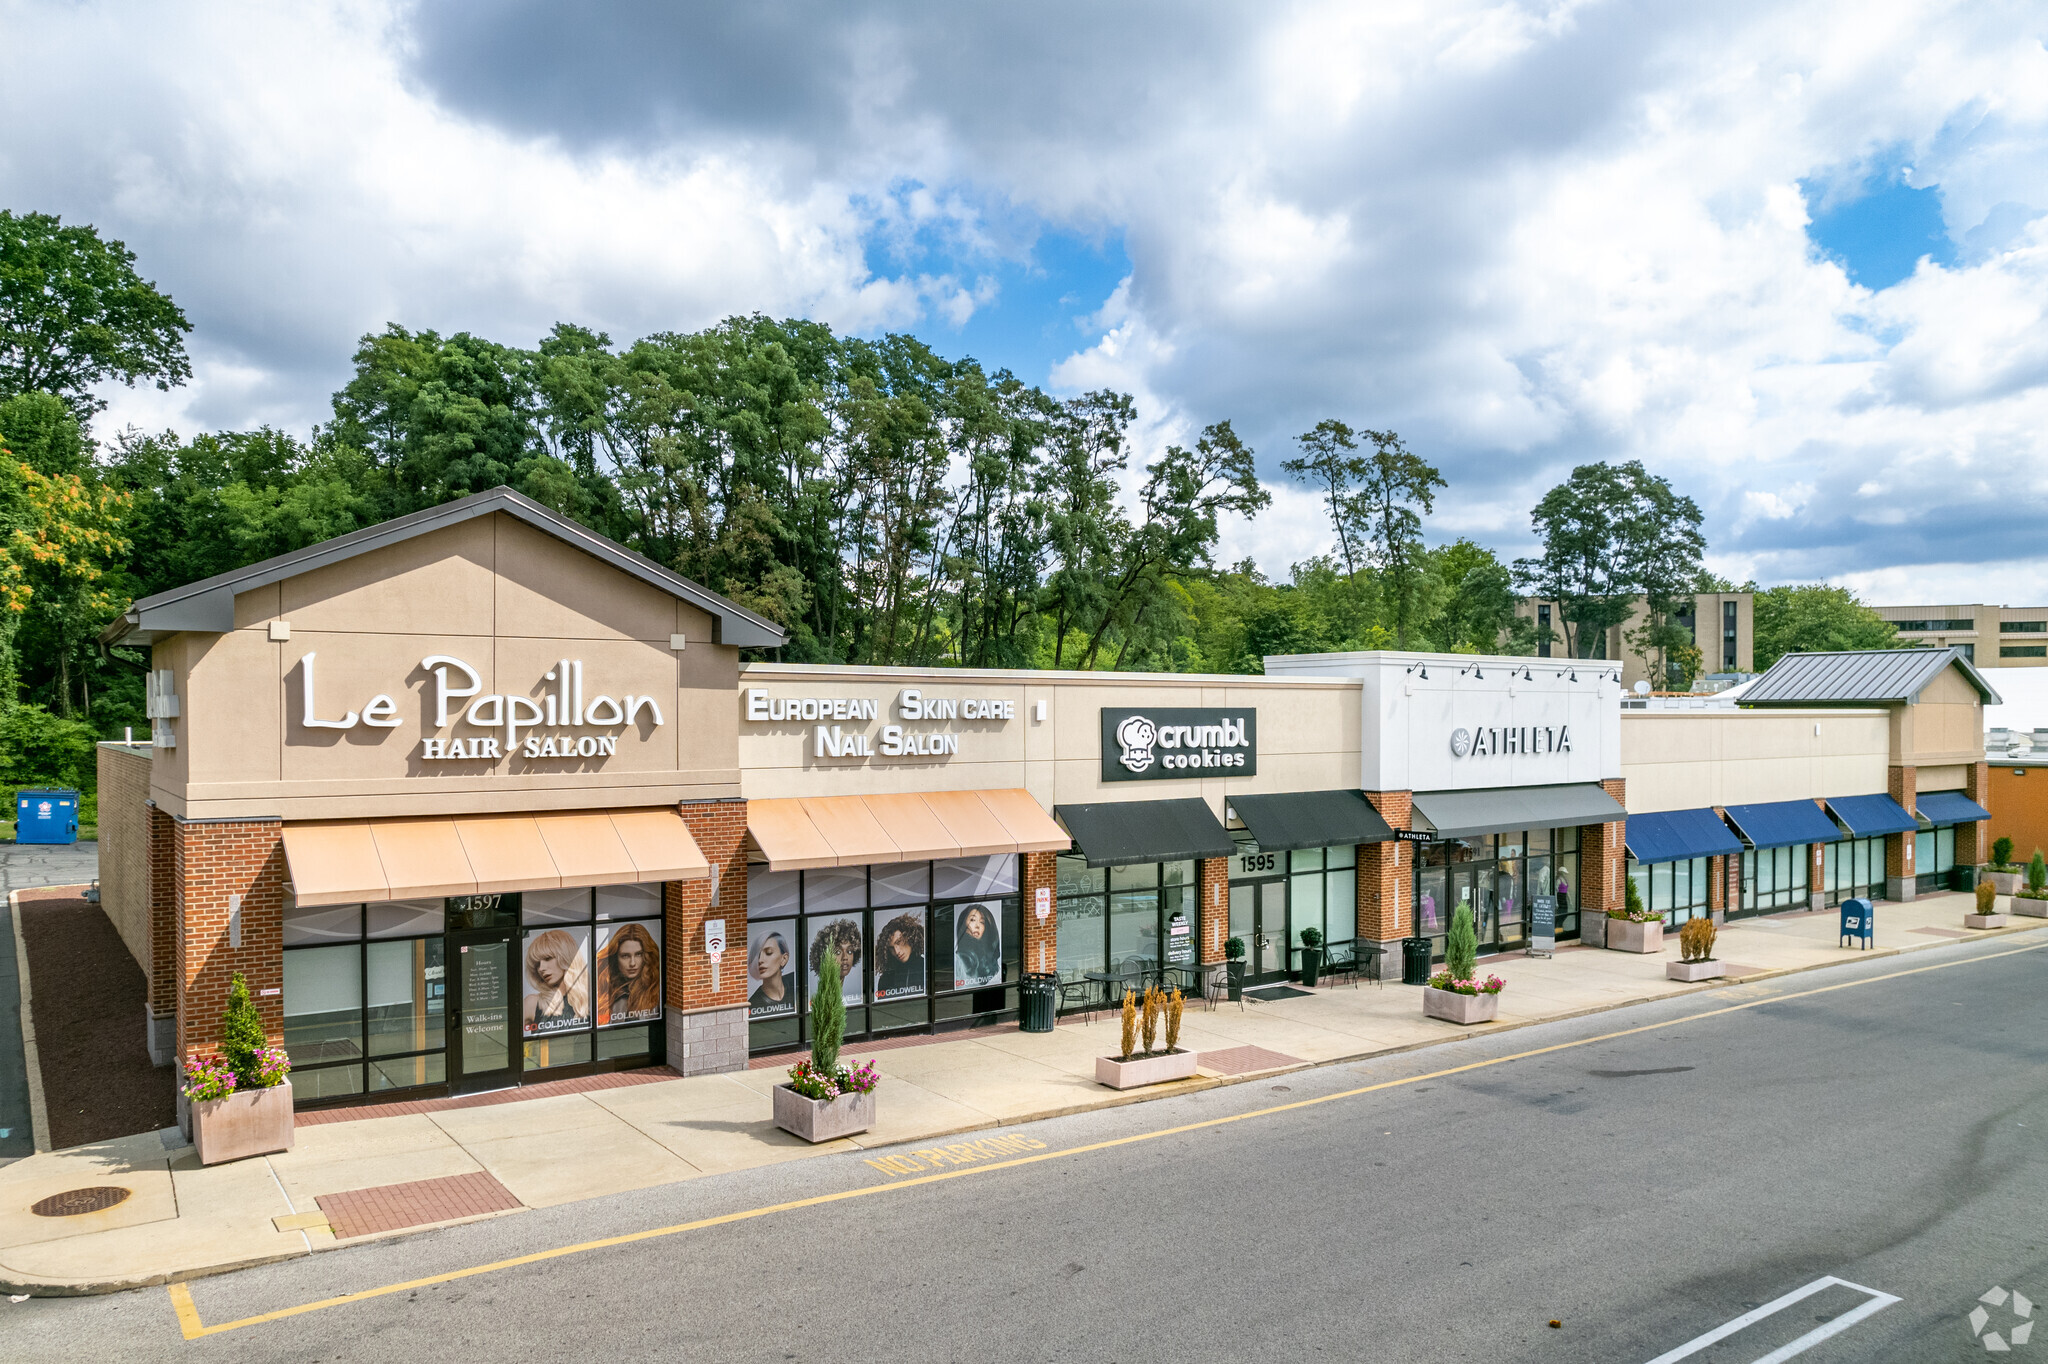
left=1299, top=946, right=1323, bottom=987
left=1422, top=986, right=1499, bottom=1025
left=1666, top=959, right=1726, bottom=982
left=772, top=1084, right=875, bottom=1143
left=1988, top=872, right=2023, bottom=895
left=1605, top=919, right=1663, bottom=954
left=193, top=1080, right=294, bottom=1166
left=1095, top=1049, right=1198, bottom=1090
left=1964, top=913, right=2010, bottom=930
left=2013, top=897, right=2048, bottom=919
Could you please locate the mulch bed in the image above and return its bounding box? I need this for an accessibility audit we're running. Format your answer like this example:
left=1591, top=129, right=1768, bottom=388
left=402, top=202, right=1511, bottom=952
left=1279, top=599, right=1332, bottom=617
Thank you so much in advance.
left=17, top=888, right=174, bottom=1148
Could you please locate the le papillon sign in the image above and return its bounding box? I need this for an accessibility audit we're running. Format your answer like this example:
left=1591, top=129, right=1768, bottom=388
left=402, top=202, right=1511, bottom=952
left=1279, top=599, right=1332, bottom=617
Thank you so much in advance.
left=297, top=652, right=664, bottom=764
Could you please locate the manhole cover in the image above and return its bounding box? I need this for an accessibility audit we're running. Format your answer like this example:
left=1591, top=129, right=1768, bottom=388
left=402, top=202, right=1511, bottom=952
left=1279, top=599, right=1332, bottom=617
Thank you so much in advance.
left=30, top=1186, right=131, bottom=1217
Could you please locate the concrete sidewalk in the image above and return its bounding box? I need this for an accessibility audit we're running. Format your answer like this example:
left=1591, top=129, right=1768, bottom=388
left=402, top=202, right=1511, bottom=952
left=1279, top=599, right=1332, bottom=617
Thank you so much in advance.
left=2, top=889, right=2033, bottom=1294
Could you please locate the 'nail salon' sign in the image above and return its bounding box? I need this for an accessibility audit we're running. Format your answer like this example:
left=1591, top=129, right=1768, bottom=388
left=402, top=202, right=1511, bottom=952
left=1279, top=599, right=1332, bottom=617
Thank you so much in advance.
left=296, top=652, right=663, bottom=764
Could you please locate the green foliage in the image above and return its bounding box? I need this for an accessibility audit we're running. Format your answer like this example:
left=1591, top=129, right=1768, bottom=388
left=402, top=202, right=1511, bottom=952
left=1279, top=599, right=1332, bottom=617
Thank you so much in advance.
left=0, top=210, right=192, bottom=419
left=2029, top=849, right=2045, bottom=894
left=0, top=703, right=98, bottom=789
left=1281, top=422, right=1444, bottom=647
left=1445, top=903, right=1478, bottom=982
left=1619, top=873, right=1648, bottom=920
left=810, top=951, right=845, bottom=1074
left=1750, top=584, right=1902, bottom=672
left=0, top=392, right=88, bottom=476
left=1300, top=925, right=1323, bottom=948
left=220, top=972, right=269, bottom=1086
left=1992, top=835, right=2015, bottom=868
left=1977, top=879, right=1998, bottom=914
left=1224, top=936, right=1245, bottom=960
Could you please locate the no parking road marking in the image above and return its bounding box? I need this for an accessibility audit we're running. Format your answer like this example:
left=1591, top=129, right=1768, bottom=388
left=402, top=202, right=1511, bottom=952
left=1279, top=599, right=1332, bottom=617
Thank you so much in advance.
left=864, top=1135, right=1049, bottom=1176
left=1643, top=1275, right=1901, bottom=1363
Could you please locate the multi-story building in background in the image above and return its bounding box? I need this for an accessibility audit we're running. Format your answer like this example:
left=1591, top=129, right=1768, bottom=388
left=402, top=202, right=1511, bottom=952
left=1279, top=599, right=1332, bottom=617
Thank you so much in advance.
left=1867, top=604, right=2048, bottom=668
left=1515, top=591, right=1754, bottom=691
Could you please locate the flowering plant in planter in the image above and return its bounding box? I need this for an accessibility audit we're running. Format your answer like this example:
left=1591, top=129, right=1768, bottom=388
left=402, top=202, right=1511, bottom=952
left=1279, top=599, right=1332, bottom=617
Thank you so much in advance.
left=182, top=1058, right=236, bottom=1103
left=775, top=955, right=879, bottom=1141
left=1610, top=875, right=1660, bottom=922
left=1426, top=971, right=1505, bottom=996
left=787, top=1056, right=880, bottom=1100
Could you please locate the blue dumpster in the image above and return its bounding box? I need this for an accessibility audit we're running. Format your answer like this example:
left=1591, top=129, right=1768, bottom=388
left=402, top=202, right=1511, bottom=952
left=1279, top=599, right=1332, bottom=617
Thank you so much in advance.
left=1839, top=897, right=1875, bottom=949
left=15, top=788, right=80, bottom=845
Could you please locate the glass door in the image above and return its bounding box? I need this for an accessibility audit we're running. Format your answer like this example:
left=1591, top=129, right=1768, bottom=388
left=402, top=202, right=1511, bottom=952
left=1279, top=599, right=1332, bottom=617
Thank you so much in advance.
left=448, top=929, right=519, bottom=1095
left=1253, top=881, right=1288, bottom=982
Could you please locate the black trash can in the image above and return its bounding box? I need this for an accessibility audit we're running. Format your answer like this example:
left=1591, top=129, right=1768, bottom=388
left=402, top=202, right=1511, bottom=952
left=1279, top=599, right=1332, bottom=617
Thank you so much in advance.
left=1401, top=936, right=1433, bottom=986
left=1019, top=972, right=1058, bottom=1032
left=1950, top=865, right=1976, bottom=893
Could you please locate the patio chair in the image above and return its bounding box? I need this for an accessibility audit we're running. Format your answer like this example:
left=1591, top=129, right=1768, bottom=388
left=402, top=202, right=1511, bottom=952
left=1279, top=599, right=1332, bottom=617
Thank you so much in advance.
left=1053, top=975, right=1098, bottom=1023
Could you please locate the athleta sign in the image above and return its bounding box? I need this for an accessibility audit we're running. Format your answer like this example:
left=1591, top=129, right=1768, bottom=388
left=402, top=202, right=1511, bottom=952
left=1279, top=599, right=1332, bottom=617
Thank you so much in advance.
left=1100, top=707, right=1258, bottom=782
left=295, top=652, right=664, bottom=765
left=1449, top=724, right=1570, bottom=758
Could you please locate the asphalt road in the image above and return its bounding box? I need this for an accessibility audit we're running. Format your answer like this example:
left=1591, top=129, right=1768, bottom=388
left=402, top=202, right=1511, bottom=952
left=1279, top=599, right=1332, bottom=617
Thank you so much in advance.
left=4, top=928, right=2045, bottom=1363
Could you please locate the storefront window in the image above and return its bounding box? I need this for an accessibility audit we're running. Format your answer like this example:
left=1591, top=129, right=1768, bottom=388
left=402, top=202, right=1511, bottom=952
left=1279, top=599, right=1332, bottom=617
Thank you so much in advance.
left=1914, top=825, right=1958, bottom=890
left=1740, top=845, right=1812, bottom=915
left=1411, top=828, right=1575, bottom=958
left=1628, top=856, right=1711, bottom=927
left=748, top=855, right=1023, bottom=1054
left=516, top=885, right=666, bottom=1072
left=1825, top=837, right=1883, bottom=904
left=284, top=898, right=450, bottom=1100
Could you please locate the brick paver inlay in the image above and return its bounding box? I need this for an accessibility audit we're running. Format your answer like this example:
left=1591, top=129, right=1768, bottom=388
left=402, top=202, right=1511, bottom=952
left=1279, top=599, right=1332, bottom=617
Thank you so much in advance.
left=317, top=1171, right=523, bottom=1239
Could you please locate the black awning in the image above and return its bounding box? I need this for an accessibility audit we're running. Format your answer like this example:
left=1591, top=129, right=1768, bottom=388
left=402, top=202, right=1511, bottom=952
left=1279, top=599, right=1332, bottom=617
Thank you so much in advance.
left=1410, top=783, right=1626, bottom=840
left=1054, top=798, right=1235, bottom=868
left=1227, top=790, right=1395, bottom=852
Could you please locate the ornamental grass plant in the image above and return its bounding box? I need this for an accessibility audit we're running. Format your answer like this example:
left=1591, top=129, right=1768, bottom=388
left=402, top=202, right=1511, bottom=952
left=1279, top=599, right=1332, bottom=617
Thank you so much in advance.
left=1165, top=987, right=1184, bottom=1051
left=1979, top=879, right=2001, bottom=912
left=1140, top=984, right=1161, bottom=1054
left=1677, top=916, right=1717, bottom=963
left=1119, top=988, right=1139, bottom=1059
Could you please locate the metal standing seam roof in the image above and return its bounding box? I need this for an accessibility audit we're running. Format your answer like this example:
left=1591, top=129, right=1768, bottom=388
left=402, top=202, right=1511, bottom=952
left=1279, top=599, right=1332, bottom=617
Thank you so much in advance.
left=1739, top=647, right=2001, bottom=706
left=101, top=485, right=788, bottom=649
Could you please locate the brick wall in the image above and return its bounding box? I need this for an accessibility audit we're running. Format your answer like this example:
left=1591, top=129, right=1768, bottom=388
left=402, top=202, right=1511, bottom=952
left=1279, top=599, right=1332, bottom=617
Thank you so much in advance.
left=173, top=817, right=287, bottom=1066
left=1358, top=791, right=1413, bottom=942
left=669, top=799, right=750, bottom=1013
left=1197, top=856, right=1228, bottom=964
left=1887, top=765, right=1916, bottom=893
left=148, top=805, right=177, bottom=1019
left=1022, top=850, right=1058, bottom=976
left=1960, top=759, right=1991, bottom=867
left=94, top=744, right=152, bottom=976
left=1581, top=777, right=1628, bottom=918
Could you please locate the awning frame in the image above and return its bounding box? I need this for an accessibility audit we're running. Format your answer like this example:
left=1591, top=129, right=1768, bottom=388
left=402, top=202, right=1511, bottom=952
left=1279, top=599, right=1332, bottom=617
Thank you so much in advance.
left=1226, top=790, right=1395, bottom=853
left=1410, top=783, right=1626, bottom=841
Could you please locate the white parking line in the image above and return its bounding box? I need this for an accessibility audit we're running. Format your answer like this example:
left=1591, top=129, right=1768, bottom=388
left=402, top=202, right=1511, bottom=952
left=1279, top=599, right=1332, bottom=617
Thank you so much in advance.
left=1643, top=1276, right=1902, bottom=1364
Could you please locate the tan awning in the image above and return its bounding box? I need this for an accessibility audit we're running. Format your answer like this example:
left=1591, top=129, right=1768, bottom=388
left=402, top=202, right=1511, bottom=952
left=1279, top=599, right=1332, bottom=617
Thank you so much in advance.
left=284, top=807, right=710, bottom=907
left=746, top=789, right=1071, bottom=871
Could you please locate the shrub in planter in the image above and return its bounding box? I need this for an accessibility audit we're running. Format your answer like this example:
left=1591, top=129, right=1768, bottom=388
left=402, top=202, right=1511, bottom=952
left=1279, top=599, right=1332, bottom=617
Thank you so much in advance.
left=2029, top=850, right=2047, bottom=896
left=1098, top=983, right=1195, bottom=1089
left=1422, top=967, right=1504, bottom=1024
left=1977, top=879, right=2000, bottom=915
left=775, top=954, right=879, bottom=1142
left=1299, top=925, right=1325, bottom=986
left=1993, top=835, right=2016, bottom=869
left=1223, top=936, right=1246, bottom=1001
left=1446, top=902, right=1479, bottom=981
left=186, top=973, right=293, bottom=1165
left=1668, top=917, right=1724, bottom=981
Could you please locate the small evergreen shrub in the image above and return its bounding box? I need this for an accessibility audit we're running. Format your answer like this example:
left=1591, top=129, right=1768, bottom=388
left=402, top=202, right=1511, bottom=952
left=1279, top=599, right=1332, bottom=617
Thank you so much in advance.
left=809, top=953, right=845, bottom=1074
left=1224, top=936, right=1245, bottom=961
left=2029, top=850, right=2046, bottom=894
left=220, top=973, right=277, bottom=1089
left=1300, top=926, right=1324, bottom=949
left=1446, top=903, right=1478, bottom=983
left=1992, top=835, right=2015, bottom=869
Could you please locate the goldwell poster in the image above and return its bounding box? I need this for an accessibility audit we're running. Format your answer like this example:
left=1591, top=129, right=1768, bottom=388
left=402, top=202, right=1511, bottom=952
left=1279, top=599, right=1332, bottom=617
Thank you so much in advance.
left=522, top=925, right=591, bottom=1035
left=873, top=909, right=927, bottom=1000
left=809, top=913, right=866, bottom=1006
left=953, top=901, right=1002, bottom=988
left=746, top=922, right=798, bottom=1020
left=595, top=920, right=663, bottom=1026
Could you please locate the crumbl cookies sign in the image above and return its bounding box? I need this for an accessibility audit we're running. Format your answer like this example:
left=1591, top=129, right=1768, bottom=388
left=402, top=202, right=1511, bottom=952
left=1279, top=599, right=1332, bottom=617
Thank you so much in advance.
left=296, top=651, right=663, bottom=765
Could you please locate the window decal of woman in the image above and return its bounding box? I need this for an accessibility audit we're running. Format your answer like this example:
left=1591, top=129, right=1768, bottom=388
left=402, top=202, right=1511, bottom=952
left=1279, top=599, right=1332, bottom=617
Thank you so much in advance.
left=597, top=923, right=661, bottom=1025
left=747, top=928, right=795, bottom=1019
left=810, top=918, right=864, bottom=1005
left=523, top=928, right=589, bottom=1035
left=953, top=902, right=1001, bottom=988
left=874, top=913, right=927, bottom=999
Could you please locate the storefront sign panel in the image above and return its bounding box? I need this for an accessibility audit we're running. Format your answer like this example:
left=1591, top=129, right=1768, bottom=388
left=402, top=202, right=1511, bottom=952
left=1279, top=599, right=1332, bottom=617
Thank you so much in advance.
left=1100, top=707, right=1258, bottom=782
left=741, top=686, right=1015, bottom=766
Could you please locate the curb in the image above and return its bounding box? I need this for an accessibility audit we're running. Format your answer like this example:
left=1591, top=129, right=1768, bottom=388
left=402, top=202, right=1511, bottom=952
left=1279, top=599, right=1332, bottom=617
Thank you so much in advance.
left=8, top=888, right=51, bottom=1154
left=4, top=917, right=2041, bottom=1297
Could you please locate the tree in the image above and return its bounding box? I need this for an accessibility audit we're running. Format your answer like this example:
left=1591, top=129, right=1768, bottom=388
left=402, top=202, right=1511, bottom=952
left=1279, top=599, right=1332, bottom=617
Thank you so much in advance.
left=1516, top=461, right=1702, bottom=666
left=1281, top=420, right=1369, bottom=578
left=1750, top=585, right=1903, bottom=671
left=1354, top=430, right=1444, bottom=647
left=1425, top=539, right=1533, bottom=653
left=1618, top=471, right=1707, bottom=687
left=0, top=211, right=192, bottom=420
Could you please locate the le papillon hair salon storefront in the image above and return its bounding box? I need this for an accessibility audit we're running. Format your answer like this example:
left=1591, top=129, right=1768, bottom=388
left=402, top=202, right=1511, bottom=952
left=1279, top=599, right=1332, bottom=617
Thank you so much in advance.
left=102, top=485, right=1722, bottom=1120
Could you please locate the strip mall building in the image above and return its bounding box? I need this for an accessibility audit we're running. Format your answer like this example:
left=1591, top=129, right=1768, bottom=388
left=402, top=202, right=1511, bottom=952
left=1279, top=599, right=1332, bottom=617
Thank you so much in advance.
left=95, top=489, right=1995, bottom=1118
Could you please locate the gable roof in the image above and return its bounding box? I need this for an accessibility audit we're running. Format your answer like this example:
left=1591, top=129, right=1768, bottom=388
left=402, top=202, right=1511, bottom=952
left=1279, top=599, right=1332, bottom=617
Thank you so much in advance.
left=102, top=486, right=788, bottom=649
left=1740, top=646, right=2000, bottom=707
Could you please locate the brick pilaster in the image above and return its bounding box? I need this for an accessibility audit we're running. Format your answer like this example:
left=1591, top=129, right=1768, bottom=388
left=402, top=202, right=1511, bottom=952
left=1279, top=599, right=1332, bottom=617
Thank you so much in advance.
left=670, top=799, right=749, bottom=1013
left=1960, top=759, right=1991, bottom=867
left=1359, top=791, right=1413, bottom=941
left=1887, top=765, right=1916, bottom=898
left=147, top=804, right=178, bottom=1017
left=1022, top=850, right=1058, bottom=976
left=173, top=817, right=287, bottom=1068
left=1582, top=777, right=1628, bottom=918
left=1197, top=856, right=1229, bottom=965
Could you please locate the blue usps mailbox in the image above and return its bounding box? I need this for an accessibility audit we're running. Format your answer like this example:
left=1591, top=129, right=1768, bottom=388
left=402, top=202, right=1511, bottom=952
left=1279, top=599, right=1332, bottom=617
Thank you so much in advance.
left=14, top=787, right=81, bottom=845
left=1839, top=897, right=1875, bottom=949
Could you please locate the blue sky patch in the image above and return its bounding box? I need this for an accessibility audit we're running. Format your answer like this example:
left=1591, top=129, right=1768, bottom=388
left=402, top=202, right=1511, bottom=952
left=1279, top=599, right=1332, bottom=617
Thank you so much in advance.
left=1803, top=156, right=1958, bottom=291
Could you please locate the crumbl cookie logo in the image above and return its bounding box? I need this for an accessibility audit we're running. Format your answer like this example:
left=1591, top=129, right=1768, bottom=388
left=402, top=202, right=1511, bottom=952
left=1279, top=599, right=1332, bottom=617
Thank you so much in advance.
left=1100, top=707, right=1258, bottom=782
left=1116, top=715, right=1158, bottom=772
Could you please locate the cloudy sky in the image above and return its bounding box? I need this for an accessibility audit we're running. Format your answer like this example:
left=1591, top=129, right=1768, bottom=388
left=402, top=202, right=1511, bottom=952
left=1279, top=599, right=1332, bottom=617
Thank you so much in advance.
left=5, top=0, right=2046, bottom=601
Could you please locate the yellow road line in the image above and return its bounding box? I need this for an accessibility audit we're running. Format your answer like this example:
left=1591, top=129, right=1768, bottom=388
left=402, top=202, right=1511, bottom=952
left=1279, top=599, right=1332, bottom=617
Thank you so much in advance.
left=170, top=937, right=2045, bottom=1340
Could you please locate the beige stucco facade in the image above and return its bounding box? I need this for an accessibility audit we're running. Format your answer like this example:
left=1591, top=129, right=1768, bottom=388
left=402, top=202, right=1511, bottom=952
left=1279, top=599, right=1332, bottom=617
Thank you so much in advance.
left=1619, top=709, right=1890, bottom=814
left=1888, top=666, right=1986, bottom=768
left=147, top=513, right=745, bottom=821
left=735, top=663, right=1363, bottom=818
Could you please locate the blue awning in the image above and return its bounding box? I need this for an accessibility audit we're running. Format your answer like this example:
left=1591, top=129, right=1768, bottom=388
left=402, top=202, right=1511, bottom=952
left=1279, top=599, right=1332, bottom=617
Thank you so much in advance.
left=1625, top=808, right=1743, bottom=864
left=1916, top=790, right=1991, bottom=825
left=1723, top=799, right=1842, bottom=850
left=1826, top=793, right=1918, bottom=838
